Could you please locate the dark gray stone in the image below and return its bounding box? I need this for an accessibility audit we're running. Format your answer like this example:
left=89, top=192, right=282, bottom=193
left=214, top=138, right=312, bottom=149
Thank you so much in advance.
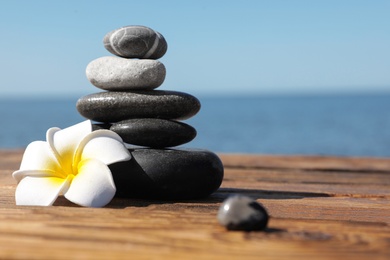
left=110, top=118, right=196, bottom=148
left=91, top=123, right=112, bottom=131
left=109, top=148, right=224, bottom=199
left=76, top=90, right=201, bottom=123
left=104, top=25, right=167, bottom=59
left=86, top=56, right=166, bottom=91
left=217, top=195, right=269, bottom=231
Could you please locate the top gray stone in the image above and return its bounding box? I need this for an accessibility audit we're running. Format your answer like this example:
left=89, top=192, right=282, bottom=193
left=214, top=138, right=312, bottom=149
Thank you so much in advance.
left=104, top=25, right=168, bottom=59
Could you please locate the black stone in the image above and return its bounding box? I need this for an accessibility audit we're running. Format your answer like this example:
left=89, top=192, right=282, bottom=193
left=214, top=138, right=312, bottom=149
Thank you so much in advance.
left=109, top=148, right=224, bottom=199
left=104, top=25, right=167, bottom=59
left=92, top=123, right=112, bottom=131
left=110, top=118, right=196, bottom=148
left=76, top=90, right=201, bottom=123
left=217, top=195, right=269, bottom=231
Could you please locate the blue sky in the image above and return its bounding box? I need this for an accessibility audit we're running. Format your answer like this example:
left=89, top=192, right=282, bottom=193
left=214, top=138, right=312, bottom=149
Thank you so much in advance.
left=0, top=0, right=389, bottom=97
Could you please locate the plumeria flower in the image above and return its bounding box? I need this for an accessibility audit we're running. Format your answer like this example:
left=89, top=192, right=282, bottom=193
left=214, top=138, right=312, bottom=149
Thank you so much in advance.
left=12, top=120, right=131, bottom=207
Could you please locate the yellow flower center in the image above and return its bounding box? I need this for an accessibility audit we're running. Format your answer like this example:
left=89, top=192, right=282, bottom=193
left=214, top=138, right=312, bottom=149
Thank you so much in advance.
left=54, top=149, right=81, bottom=183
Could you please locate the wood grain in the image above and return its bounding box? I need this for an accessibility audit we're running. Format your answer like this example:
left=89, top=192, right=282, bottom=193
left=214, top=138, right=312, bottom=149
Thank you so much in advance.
left=0, top=149, right=389, bottom=259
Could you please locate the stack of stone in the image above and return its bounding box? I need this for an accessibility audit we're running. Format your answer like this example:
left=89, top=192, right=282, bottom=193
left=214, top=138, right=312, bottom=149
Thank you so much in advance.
left=76, top=25, right=224, bottom=200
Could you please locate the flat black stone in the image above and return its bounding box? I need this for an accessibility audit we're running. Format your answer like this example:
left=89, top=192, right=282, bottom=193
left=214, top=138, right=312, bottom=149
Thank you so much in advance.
left=110, top=118, right=196, bottom=148
left=109, top=148, right=224, bottom=199
left=76, top=90, right=201, bottom=123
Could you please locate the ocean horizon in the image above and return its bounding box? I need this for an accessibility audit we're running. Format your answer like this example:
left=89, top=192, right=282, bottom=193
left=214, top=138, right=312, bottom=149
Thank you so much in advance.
left=2, top=92, right=390, bottom=157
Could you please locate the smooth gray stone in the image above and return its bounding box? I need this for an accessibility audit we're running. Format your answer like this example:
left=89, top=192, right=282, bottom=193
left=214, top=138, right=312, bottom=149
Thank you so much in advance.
left=86, top=56, right=166, bottom=90
left=110, top=118, right=196, bottom=148
left=104, top=25, right=167, bottom=59
left=76, top=90, right=201, bottom=123
left=109, top=148, right=224, bottom=199
left=217, top=195, right=269, bottom=231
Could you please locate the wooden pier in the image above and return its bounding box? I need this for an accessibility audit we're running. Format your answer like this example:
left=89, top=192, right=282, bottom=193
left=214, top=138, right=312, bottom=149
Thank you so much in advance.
left=0, top=150, right=389, bottom=259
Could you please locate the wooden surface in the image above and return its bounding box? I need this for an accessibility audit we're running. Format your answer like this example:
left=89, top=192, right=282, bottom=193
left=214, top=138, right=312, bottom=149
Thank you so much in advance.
left=0, top=149, right=389, bottom=259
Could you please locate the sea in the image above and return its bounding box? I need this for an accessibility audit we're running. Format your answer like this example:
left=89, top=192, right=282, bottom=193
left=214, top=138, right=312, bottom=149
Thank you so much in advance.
left=2, top=93, right=390, bottom=157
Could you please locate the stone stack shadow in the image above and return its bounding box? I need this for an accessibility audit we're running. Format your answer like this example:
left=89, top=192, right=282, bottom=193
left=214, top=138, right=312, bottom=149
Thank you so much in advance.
left=76, top=25, right=224, bottom=200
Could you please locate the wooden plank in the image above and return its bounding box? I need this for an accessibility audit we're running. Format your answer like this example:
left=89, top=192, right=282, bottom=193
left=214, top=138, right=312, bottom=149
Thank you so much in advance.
left=223, top=168, right=390, bottom=198
left=219, top=153, right=390, bottom=172
left=0, top=149, right=389, bottom=259
left=224, top=168, right=390, bottom=185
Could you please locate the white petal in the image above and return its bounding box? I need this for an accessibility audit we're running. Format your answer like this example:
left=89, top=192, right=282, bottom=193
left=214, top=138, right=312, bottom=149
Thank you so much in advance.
left=47, top=120, right=92, bottom=164
left=13, top=169, right=64, bottom=183
left=75, top=130, right=131, bottom=166
left=15, top=176, right=68, bottom=206
left=64, top=159, right=116, bottom=207
left=18, top=141, right=62, bottom=173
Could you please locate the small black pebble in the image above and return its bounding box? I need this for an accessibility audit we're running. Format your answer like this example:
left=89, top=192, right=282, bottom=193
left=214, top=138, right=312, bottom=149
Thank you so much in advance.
left=217, top=195, right=269, bottom=231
